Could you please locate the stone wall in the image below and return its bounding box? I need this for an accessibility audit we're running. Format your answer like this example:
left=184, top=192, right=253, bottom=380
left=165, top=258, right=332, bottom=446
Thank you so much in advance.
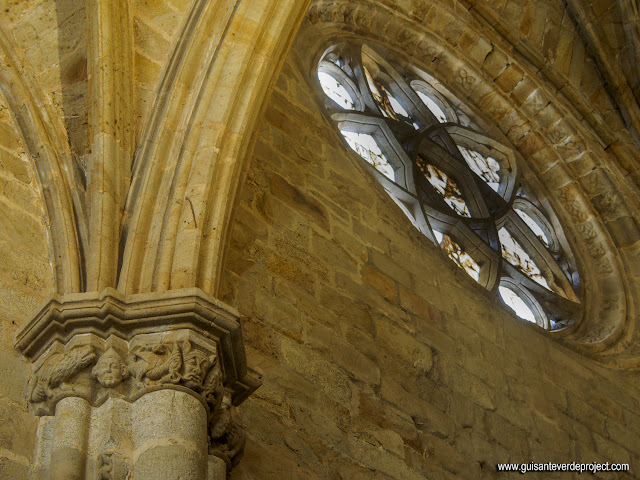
left=222, top=51, right=640, bottom=479
left=1, top=0, right=640, bottom=477
left=0, top=89, right=52, bottom=478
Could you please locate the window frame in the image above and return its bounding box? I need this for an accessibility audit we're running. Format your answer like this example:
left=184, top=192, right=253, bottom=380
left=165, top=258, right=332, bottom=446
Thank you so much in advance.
left=314, top=42, right=582, bottom=330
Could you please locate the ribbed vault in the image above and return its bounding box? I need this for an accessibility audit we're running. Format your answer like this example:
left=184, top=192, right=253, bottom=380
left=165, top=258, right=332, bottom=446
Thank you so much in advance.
left=0, top=0, right=311, bottom=299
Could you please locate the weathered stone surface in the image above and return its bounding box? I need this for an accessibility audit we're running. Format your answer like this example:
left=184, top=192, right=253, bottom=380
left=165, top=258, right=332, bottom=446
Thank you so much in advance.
left=362, top=265, right=397, bottom=303
left=269, top=173, right=330, bottom=232
left=218, top=36, right=640, bottom=478
left=3, top=0, right=640, bottom=478
left=0, top=457, right=30, bottom=479
left=0, top=398, right=37, bottom=461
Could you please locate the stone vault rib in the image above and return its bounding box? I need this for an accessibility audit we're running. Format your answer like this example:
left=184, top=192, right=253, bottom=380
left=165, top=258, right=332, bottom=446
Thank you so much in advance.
left=0, top=23, right=84, bottom=294
left=118, top=0, right=311, bottom=298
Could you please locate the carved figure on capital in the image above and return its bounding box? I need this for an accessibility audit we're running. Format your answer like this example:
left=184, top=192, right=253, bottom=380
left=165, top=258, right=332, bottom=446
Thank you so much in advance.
left=26, top=337, right=226, bottom=423
left=209, top=394, right=246, bottom=470
left=129, top=342, right=183, bottom=385
left=182, top=341, right=216, bottom=388
left=127, top=340, right=223, bottom=406
left=28, top=345, right=97, bottom=404
left=92, top=347, right=130, bottom=388
left=182, top=341, right=223, bottom=409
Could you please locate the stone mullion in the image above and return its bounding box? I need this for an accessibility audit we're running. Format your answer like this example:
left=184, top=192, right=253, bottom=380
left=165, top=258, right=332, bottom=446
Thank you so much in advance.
left=86, top=0, right=134, bottom=291
left=506, top=211, right=580, bottom=303
left=353, top=47, right=385, bottom=117
left=409, top=119, right=505, bottom=291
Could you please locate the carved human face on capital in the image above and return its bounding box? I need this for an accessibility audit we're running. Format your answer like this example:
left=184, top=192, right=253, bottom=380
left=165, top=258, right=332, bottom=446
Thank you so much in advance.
left=92, top=348, right=129, bottom=388
left=183, top=346, right=216, bottom=385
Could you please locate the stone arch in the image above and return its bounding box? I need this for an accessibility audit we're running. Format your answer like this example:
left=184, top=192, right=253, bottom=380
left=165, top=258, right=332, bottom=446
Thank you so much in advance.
left=0, top=25, right=83, bottom=295
left=118, top=0, right=311, bottom=298
left=297, top=0, right=640, bottom=365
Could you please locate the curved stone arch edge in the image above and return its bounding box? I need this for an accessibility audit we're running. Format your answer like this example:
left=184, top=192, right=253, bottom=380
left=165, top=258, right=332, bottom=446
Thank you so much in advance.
left=295, top=5, right=636, bottom=360
left=118, top=0, right=312, bottom=300
left=0, top=23, right=84, bottom=295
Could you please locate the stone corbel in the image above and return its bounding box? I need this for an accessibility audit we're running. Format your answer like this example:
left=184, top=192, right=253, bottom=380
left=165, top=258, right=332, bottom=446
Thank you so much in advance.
left=16, top=288, right=260, bottom=479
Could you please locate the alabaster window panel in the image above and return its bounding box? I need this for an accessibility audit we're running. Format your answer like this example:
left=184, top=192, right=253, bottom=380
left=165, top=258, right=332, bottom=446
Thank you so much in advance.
left=316, top=43, right=581, bottom=331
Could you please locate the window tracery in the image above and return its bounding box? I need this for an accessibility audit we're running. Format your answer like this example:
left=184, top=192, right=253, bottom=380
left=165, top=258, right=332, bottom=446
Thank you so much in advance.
left=417, top=159, right=471, bottom=218
left=433, top=231, right=481, bottom=282
left=318, top=71, right=354, bottom=109
left=514, top=208, right=550, bottom=247
left=499, top=284, right=537, bottom=323
left=498, top=227, right=550, bottom=290
left=341, top=130, right=395, bottom=180
left=458, top=146, right=501, bottom=192
left=415, top=90, right=448, bottom=123
left=315, top=43, right=581, bottom=330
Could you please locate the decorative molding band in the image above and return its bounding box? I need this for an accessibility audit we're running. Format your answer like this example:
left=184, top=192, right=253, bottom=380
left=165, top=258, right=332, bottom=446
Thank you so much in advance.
left=460, top=0, right=617, bottom=149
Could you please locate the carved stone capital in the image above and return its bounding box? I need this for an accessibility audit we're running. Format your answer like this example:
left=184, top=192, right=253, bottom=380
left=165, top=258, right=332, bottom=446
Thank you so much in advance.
left=16, top=288, right=260, bottom=404
left=26, top=331, right=224, bottom=415
left=16, top=288, right=259, bottom=474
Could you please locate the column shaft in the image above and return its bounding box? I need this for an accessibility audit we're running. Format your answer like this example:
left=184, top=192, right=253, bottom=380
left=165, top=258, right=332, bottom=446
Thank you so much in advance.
left=49, top=398, right=91, bottom=480
left=132, top=390, right=209, bottom=479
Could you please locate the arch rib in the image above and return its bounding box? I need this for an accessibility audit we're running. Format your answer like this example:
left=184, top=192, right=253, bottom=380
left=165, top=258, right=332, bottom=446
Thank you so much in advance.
left=119, top=0, right=311, bottom=297
left=0, top=25, right=83, bottom=294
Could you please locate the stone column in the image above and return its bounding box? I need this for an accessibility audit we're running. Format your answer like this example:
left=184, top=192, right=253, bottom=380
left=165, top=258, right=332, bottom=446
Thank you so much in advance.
left=131, top=390, right=208, bottom=480
left=16, top=288, right=260, bottom=480
left=49, top=398, right=91, bottom=480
